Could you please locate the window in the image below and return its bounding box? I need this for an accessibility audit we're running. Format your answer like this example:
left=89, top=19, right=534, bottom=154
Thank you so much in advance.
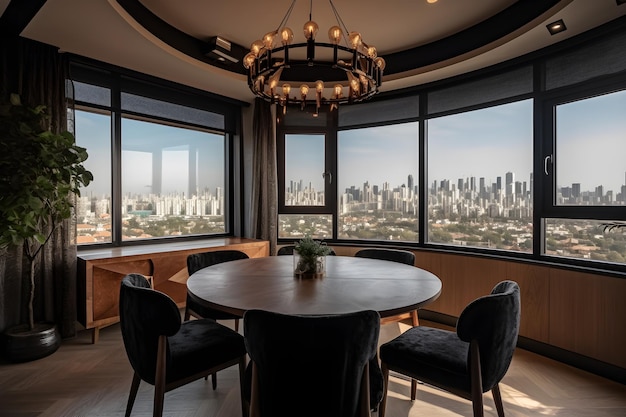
left=543, top=88, right=626, bottom=264
left=278, top=110, right=335, bottom=239
left=120, top=117, right=226, bottom=241
left=427, top=100, right=533, bottom=252
left=74, top=109, right=112, bottom=244
left=337, top=123, right=419, bottom=241
left=277, top=22, right=626, bottom=270
left=284, top=134, right=326, bottom=207
left=553, top=90, right=626, bottom=207
left=71, top=63, right=239, bottom=246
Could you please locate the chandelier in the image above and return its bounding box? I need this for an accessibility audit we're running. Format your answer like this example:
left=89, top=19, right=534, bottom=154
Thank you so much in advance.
left=243, top=0, right=385, bottom=114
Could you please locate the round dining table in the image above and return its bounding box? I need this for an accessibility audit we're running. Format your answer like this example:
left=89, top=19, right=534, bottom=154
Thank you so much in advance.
left=186, top=255, right=442, bottom=318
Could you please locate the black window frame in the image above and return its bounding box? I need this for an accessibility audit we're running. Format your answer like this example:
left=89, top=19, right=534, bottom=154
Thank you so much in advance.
left=70, top=58, right=245, bottom=248
left=540, top=75, right=626, bottom=222
left=277, top=109, right=338, bottom=234
left=276, top=19, right=626, bottom=273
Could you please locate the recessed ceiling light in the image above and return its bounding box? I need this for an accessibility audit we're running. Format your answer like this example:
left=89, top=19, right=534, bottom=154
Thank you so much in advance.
left=427, top=0, right=438, bottom=3
left=546, top=19, right=567, bottom=35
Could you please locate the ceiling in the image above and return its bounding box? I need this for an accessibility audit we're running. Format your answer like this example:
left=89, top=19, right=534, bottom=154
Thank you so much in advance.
left=3, top=0, right=626, bottom=105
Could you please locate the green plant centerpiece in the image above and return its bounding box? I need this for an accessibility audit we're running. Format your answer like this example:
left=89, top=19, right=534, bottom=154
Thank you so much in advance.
left=293, top=235, right=332, bottom=278
left=0, top=94, right=92, bottom=361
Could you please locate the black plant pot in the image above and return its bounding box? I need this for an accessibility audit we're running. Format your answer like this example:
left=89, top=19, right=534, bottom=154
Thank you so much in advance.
left=2, top=322, right=61, bottom=363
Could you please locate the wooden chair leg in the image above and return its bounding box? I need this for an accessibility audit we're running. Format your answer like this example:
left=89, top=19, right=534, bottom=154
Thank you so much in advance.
left=492, top=383, right=505, bottom=417
left=469, top=341, right=484, bottom=417
left=358, top=361, right=371, bottom=417
left=125, top=372, right=141, bottom=417
left=249, top=362, right=261, bottom=417
left=183, top=307, right=191, bottom=321
left=154, top=335, right=168, bottom=417
left=379, top=361, right=390, bottom=417
left=235, top=318, right=240, bottom=332
left=410, top=378, right=417, bottom=400
left=238, top=355, right=248, bottom=417
left=211, top=373, right=217, bottom=390
left=410, top=309, right=419, bottom=327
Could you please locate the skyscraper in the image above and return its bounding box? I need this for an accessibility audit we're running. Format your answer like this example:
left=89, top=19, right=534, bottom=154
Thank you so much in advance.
left=506, top=172, right=515, bottom=196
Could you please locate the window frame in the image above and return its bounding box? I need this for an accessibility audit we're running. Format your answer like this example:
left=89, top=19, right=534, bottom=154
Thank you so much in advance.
left=540, top=77, right=626, bottom=222
left=70, top=59, right=243, bottom=247
left=277, top=110, right=338, bottom=235
left=276, top=25, right=626, bottom=271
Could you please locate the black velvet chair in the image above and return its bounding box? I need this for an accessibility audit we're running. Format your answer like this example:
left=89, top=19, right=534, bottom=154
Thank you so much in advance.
left=277, top=244, right=336, bottom=256
left=354, top=248, right=415, bottom=265
left=185, top=250, right=249, bottom=390
left=378, top=280, right=521, bottom=417
left=243, top=309, right=383, bottom=417
left=184, top=249, right=249, bottom=328
left=119, top=274, right=247, bottom=417
left=354, top=248, right=419, bottom=327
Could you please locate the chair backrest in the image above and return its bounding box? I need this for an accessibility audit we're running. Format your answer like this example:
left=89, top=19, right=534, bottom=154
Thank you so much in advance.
left=187, top=250, right=249, bottom=275
left=456, top=280, right=521, bottom=392
left=354, top=248, right=415, bottom=266
left=277, top=244, right=336, bottom=256
left=119, top=273, right=181, bottom=385
left=244, top=309, right=381, bottom=417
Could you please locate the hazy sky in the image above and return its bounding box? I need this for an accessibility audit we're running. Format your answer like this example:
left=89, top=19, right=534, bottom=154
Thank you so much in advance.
left=288, top=95, right=626, bottom=194
left=427, top=99, right=533, bottom=188
left=556, top=90, right=626, bottom=193
left=77, top=90, right=626, bottom=199
left=75, top=111, right=225, bottom=196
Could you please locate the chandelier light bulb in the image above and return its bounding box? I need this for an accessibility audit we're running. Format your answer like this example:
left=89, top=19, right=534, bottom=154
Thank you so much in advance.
left=333, top=84, right=343, bottom=98
left=315, top=80, right=324, bottom=93
left=282, top=83, right=291, bottom=97
left=374, top=57, right=386, bottom=70
left=348, top=31, right=362, bottom=49
left=300, top=84, right=309, bottom=97
left=243, top=52, right=256, bottom=69
left=350, top=77, right=360, bottom=93
left=303, top=20, right=319, bottom=40
left=263, top=31, right=277, bottom=49
left=250, top=40, right=264, bottom=57
left=255, top=75, right=265, bottom=92
left=328, top=26, right=342, bottom=44
left=367, top=46, right=377, bottom=59
left=280, top=27, right=294, bottom=45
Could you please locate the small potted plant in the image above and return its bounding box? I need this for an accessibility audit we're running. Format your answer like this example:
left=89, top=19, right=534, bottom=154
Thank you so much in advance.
left=293, top=235, right=332, bottom=278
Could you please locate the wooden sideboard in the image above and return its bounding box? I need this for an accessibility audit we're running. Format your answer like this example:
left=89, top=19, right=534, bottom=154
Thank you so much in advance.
left=77, top=238, right=269, bottom=343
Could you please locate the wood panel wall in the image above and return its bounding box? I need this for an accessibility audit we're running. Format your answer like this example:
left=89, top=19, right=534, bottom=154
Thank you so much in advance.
left=330, top=246, right=625, bottom=370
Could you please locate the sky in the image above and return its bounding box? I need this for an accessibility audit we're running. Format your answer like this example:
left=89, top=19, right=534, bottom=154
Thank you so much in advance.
left=75, top=111, right=225, bottom=197
left=288, top=95, right=626, bottom=195
left=76, top=90, right=626, bottom=200
left=556, top=90, right=626, bottom=193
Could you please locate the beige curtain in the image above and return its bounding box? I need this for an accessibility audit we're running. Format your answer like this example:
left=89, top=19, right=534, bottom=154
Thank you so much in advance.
left=0, top=36, right=77, bottom=338
left=250, top=98, right=278, bottom=255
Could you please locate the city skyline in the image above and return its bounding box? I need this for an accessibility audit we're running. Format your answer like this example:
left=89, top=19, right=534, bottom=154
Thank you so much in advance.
left=78, top=92, right=626, bottom=205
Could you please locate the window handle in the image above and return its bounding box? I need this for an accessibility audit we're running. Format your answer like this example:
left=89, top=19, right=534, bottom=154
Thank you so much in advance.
left=544, top=155, right=552, bottom=176
left=322, top=171, right=332, bottom=184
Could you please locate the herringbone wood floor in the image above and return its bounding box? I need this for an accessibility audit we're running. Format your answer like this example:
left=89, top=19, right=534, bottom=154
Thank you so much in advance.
left=1, top=319, right=625, bottom=417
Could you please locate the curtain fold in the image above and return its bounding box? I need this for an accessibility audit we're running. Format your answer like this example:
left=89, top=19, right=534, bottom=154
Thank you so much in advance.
left=0, top=36, right=76, bottom=338
left=250, top=98, right=278, bottom=255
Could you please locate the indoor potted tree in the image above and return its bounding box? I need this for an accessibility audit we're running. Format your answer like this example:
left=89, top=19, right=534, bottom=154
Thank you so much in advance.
left=0, top=93, right=92, bottom=362
left=293, top=235, right=332, bottom=278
